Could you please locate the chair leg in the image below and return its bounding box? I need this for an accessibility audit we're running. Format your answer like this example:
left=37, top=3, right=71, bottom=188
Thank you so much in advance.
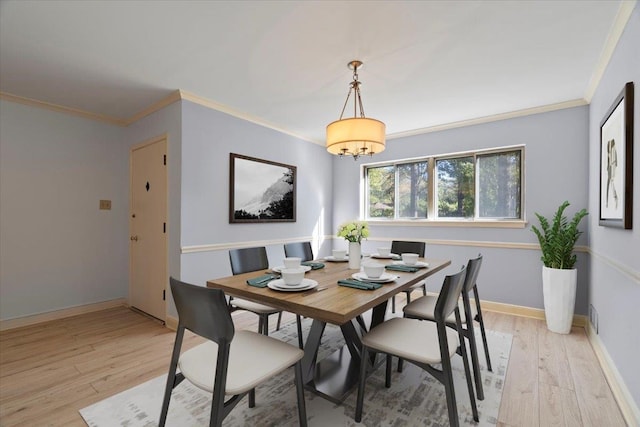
left=477, top=313, right=492, bottom=372
left=474, top=286, right=492, bottom=371
left=296, top=315, right=304, bottom=350
left=406, top=291, right=412, bottom=305
left=257, top=316, right=264, bottom=335
left=294, top=361, right=308, bottom=427
left=248, top=389, right=256, bottom=408
left=442, top=358, right=460, bottom=427
left=385, top=354, right=392, bottom=388
left=391, top=296, right=396, bottom=313
left=261, top=314, right=269, bottom=336
left=355, top=346, right=369, bottom=422
left=458, top=330, right=479, bottom=422
left=276, top=311, right=282, bottom=331
left=422, top=284, right=426, bottom=296
left=465, top=325, right=485, bottom=400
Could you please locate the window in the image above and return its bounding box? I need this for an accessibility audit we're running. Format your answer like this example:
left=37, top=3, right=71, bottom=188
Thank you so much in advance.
left=477, top=150, right=521, bottom=218
left=436, top=156, right=474, bottom=218
left=364, top=146, right=523, bottom=222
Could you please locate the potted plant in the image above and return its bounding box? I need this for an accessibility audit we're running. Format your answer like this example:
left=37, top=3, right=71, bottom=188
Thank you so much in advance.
left=531, top=201, right=588, bottom=334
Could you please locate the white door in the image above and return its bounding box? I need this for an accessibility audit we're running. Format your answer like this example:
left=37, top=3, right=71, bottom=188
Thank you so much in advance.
left=130, top=137, right=167, bottom=321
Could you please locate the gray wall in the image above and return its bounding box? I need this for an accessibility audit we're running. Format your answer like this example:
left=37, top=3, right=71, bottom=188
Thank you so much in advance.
left=178, top=100, right=333, bottom=309
left=333, top=106, right=590, bottom=313
left=0, top=100, right=129, bottom=319
left=587, top=4, right=640, bottom=409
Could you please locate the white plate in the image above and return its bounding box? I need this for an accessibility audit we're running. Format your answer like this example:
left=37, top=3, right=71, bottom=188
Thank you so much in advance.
left=392, top=260, right=429, bottom=268
left=352, top=272, right=399, bottom=283
left=324, top=256, right=349, bottom=262
left=370, top=253, right=401, bottom=259
left=268, top=278, right=318, bottom=292
left=272, top=265, right=312, bottom=273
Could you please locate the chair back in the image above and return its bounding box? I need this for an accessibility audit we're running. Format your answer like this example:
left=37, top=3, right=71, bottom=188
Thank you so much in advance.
left=229, top=246, right=269, bottom=275
left=391, top=240, right=425, bottom=257
left=284, top=242, right=314, bottom=261
left=463, top=254, right=483, bottom=294
left=170, top=277, right=234, bottom=344
left=434, top=266, right=467, bottom=324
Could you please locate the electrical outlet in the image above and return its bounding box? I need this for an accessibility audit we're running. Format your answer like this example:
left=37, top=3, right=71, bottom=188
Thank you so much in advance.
left=99, top=199, right=112, bottom=210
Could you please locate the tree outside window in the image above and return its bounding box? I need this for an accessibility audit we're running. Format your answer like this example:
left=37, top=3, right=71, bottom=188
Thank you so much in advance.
left=364, top=146, right=523, bottom=221
left=437, top=157, right=474, bottom=218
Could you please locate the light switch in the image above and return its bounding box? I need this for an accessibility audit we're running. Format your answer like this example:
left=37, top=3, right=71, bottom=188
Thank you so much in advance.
left=99, top=200, right=112, bottom=210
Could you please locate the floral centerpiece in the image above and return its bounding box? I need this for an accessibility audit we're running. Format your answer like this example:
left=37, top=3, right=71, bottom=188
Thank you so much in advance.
left=337, top=220, right=369, bottom=243
left=337, top=221, right=369, bottom=269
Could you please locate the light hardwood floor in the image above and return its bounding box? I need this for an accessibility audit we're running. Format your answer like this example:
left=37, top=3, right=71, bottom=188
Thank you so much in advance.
left=0, top=301, right=626, bottom=426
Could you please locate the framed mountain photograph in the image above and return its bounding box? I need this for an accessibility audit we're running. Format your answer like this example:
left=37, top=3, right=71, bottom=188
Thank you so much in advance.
left=229, top=153, right=296, bottom=223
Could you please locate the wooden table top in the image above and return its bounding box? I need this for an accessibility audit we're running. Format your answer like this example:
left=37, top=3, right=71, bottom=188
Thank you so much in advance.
left=207, top=258, right=451, bottom=325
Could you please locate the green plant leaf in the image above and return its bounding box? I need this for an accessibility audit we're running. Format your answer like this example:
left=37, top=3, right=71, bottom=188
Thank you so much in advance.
left=530, top=201, right=588, bottom=269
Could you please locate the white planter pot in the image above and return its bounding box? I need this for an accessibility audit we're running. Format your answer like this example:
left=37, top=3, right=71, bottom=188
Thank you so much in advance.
left=542, top=266, right=577, bottom=334
left=348, top=242, right=361, bottom=270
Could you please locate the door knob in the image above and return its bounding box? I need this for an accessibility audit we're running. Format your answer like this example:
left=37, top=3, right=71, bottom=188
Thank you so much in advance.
left=130, top=235, right=138, bottom=241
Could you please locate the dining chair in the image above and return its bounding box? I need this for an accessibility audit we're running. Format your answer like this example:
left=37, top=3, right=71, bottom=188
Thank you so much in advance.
left=284, top=241, right=314, bottom=262
left=355, top=267, right=478, bottom=426
left=402, top=254, right=491, bottom=400
left=160, top=278, right=307, bottom=427
left=390, top=240, right=427, bottom=313
left=229, top=246, right=304, bottom=350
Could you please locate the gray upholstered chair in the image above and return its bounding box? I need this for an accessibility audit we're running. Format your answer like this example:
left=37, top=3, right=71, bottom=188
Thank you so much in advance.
left=160, top=278, right=307, bottom=427
left=229, top=246, right=304, bottom=350
left=228, top=247, right=283, bottom=334
left=402, top=254, right=492, bottom=399
left=390, top=240, right=427, bottom=313
left=355, top=267, right=478, bottom=426
left=283, top=241, right=314, bottom=262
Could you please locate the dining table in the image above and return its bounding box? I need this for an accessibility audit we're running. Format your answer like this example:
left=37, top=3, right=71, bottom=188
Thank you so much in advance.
left=206, top=256, right=451, bottom=403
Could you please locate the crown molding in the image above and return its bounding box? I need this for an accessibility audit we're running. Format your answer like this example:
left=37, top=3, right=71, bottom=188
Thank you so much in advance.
left=123, top=90, right=182, bottom=125
left=583, top=0, right=637, bottom=102
left=0, top=92, right=128, bottom=126
left=387, top=99, right=588, bottom=140
left=177, top=90, right=318, bottom=144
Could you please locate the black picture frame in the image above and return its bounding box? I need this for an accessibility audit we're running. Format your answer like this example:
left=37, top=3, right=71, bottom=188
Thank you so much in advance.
left=599, top=82, right=634, bottom=229
left=229, top=153, right=296, bottom=223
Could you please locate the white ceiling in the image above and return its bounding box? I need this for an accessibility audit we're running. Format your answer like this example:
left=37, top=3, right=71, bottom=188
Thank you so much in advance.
left=0, top=1, right=628, bottom=143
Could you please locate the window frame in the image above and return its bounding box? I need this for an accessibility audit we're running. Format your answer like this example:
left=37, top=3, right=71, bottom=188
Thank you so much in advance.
left=362, top=145, right=526, bottom=227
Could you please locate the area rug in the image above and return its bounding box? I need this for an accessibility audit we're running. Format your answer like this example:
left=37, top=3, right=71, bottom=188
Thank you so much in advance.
left=80, top=317, right=511, bottom=426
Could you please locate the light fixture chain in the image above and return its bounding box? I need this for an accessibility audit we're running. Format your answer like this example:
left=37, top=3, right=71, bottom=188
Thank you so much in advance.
left=338, top=86, right=353, bottom=120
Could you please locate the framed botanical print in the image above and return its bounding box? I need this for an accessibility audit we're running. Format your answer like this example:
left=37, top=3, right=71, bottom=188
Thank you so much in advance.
left=599, top=82, right=634, bottom=229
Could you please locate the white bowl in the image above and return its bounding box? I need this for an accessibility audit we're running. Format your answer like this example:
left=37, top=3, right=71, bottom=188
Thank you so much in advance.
left=363, top=263, right=385, bottom=278
left=281, top=268, right=305, bottom=285
left=401, top=253, right=419, bottom=265
left=332, top=249, right=346, bottom=260
left=377, top=247, right=391, bottom=257
left=283, top=257, right=301, bottom=269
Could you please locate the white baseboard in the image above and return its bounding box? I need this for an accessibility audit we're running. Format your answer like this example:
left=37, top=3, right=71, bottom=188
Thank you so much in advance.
left=0, top=298, right=127, bottom=331
left=586, top=323, right=640, bottom=427
left=165, top=314, right=178, bottom=331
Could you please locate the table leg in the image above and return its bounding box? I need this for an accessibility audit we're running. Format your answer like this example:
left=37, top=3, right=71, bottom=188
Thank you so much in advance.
left=302, top=300, right=389, bottom=403
left=301, top=319, right=326, bottom=384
